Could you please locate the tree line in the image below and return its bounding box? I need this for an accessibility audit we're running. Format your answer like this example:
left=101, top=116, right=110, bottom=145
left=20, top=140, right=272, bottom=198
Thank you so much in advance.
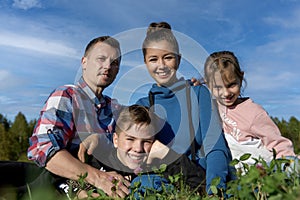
left=0, top=112, right=299, bottom=161
left=0, top=112, right=36, bottom=161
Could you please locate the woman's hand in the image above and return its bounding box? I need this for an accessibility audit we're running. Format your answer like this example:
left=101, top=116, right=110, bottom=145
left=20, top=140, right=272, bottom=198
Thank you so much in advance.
left=190, top=77, right=205, bottom=86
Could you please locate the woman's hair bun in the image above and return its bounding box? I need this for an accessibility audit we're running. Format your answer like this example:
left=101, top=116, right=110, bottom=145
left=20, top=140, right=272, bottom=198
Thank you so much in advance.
left=147, top=22, right=172, bottom=35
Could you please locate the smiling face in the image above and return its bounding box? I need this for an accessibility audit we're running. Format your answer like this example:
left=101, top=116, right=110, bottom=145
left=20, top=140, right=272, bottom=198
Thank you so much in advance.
left=144, top=40, right=181, bottom=87
left=81, top=42, right=120, bottom=95
left=211, top=71, right=242, bottom=107
left=113, top=123, right=155, bottom=170
left=204, top=52, right=244, bottom=108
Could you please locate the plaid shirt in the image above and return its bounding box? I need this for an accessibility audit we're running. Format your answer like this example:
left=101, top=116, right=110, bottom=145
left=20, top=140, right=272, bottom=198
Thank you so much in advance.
left=27, top=77, right=119, bottom=167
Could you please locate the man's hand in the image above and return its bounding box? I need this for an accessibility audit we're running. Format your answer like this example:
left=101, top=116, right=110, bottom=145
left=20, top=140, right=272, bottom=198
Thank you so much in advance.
left=87, top=170, right=130, bottom=198
left=76, top=170, right=130, bottom=199
left=47, top=146, right=129, bottom=198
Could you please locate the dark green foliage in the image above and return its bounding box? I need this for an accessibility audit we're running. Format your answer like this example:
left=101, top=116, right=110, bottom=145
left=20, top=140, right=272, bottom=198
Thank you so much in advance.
left=0, top=112, right=30, bottom=161
left=225, top=154, right=300, bottom=200
left=0, top=113, right=11, bottom=131
left=272, top=116, right=300, bottom=153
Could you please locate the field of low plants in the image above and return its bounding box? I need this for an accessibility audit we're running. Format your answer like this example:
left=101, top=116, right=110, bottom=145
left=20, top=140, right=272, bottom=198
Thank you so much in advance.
left=21, top=153, right=299, bottom=200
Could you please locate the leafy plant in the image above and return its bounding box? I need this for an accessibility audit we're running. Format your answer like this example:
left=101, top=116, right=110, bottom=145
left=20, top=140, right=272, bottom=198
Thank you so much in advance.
left=225, top=153, right=300, bottom=200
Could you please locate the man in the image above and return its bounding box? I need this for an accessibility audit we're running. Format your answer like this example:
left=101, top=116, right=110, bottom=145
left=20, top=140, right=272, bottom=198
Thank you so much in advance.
left=27, top=36, right=130, bottom=198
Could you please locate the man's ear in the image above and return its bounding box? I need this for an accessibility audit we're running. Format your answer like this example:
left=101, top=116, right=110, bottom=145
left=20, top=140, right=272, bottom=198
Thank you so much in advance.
left=113, top=132, right=118, bottom=148
left=81, top=57, right=87, bottom=70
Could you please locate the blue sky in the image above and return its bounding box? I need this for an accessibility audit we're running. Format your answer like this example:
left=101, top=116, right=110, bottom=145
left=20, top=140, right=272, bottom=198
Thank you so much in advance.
left=0, top=0, right=300, bottom=122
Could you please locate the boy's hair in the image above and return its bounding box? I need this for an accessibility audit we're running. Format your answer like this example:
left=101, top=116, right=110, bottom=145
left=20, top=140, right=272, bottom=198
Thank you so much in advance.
left=204, top=51, right=246, bottom=90
left=114, top=105, right=160, bottom=136
left=84, top=36, right=121, bottom=63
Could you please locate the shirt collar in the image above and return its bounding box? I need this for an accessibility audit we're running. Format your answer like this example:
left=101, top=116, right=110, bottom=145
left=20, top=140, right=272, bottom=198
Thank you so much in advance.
left=77, top=77, right=108, bottom=108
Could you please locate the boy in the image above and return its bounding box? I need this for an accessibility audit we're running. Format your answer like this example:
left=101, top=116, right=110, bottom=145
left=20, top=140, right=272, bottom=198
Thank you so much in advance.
left=62, top=105, right=206, bottom=198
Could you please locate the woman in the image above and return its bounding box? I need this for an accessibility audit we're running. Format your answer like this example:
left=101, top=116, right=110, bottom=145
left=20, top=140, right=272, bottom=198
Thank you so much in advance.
left=136, top=22, right=234, bottom=194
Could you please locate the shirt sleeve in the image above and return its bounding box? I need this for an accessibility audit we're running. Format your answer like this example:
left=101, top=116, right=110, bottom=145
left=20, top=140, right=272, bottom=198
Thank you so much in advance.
left=206, top=150, right=229, bottom=194
left=198, top=86, right=233, bottom=193
left=27, top=86, right=75, bottom=167
left=250, top=109, right=296, bottom=158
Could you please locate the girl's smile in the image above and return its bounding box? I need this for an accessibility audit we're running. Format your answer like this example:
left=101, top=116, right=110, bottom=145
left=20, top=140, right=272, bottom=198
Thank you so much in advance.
left=212, top=72, right=241, bottom=107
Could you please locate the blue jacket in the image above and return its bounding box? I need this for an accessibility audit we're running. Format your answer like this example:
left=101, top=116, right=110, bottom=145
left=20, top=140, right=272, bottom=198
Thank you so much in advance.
left=136, top=78, right=234, bottom=193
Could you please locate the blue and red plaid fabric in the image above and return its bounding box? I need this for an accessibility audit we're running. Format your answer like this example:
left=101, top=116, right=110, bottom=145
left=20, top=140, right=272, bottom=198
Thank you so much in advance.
left=27, top=77, right=119, bottom=167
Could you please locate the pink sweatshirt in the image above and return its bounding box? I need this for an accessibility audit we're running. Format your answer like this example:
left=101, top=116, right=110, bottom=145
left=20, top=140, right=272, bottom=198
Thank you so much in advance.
left=219, top=98, right=296, bottom=159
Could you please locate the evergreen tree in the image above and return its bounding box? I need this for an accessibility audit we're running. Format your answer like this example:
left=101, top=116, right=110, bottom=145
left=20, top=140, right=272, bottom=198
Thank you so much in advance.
left=0, top=113, right=10, bottom=131
left=288, top=117, right=300, bottom=153
left=0, top=123, right=10, bottom=160
left=8, top=112, right=29, bottom=160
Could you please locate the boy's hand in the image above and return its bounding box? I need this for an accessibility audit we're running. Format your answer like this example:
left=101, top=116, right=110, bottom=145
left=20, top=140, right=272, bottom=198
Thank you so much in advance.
left=147, top=140, right=170, bottom=164
left=78, top=133, right=113, bottom=163
left=78, top=134, right=99, bottom=162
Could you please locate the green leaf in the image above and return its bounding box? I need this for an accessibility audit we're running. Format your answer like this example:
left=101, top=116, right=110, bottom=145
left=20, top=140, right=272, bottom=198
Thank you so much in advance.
left=230, top=158, right=239, bottom=166
left=159, top=163, right=167, bottom=172
left=239, top=153, right=251, bottom=161
left=210, top=176, right=220, bottom=186
left=210, top=185, right=218, bottom=194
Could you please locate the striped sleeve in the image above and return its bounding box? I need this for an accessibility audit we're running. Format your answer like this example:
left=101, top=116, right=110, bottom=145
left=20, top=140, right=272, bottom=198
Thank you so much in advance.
left=27, top=86, right=76, bottom=167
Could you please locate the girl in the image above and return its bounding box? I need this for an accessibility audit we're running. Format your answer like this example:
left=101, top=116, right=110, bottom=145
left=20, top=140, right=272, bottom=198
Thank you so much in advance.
left=136, top=22, right=234, bottom=194
left=204, top=50, right=299, bottom=169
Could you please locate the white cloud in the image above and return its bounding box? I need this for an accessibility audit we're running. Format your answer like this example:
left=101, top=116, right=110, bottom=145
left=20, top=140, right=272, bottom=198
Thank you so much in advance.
left=0, top=69, right=23, bottom=90
left=0, top=69, right=10, bottom=81
left=0, top=31, right=80, bottom=58
left=256, top=36, right=300, bottom=56
left=0, top=96, right=16, bottom=104
left=263, top=7, right=300, bottom=29
left=12, top=0, right=41, bottom=10
left=247, top=68, right=297, bottom=91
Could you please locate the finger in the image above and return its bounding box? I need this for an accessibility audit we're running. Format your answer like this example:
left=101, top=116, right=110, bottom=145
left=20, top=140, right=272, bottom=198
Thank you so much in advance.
left=113, top=175, right=130, bottom=187
left=110, top=184, right=129, bottom=198
left=78, top=143, right=87, bottom=162
left=87, top=140, right=97, bottom=155
left=122, top=179, right=131, bottom=187
left=118, top=183, right=130, bottom=195
left=90, top=192, right=100, bottom=198
left=116, top=188, right=128, bottom=198
left=77, top=190, right=88, bottom=199
left=106, top=175, right=129, bottom=197
left=107, top=183, right=118, bottom=197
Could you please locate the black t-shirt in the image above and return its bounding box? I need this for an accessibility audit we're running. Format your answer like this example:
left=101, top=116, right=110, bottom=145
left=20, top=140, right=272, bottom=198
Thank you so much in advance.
left=88, top=148, right=206, bottom=193
left=57, top=148, right=206, bottom=195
